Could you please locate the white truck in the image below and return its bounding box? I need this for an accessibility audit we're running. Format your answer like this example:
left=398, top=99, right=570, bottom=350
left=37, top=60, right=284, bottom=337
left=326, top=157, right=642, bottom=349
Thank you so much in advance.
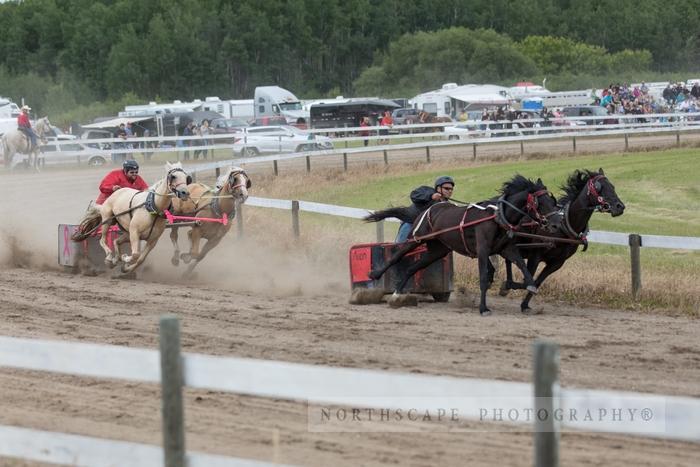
left=0, top=97, right=21, bottom=135
left=199, top=86, right=307, bottom=124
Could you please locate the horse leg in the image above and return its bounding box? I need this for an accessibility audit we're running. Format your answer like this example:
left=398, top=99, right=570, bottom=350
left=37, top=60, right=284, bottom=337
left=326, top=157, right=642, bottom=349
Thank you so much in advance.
left=169, top=227, right=181, bottom=266
left=121, top=228, right=142, bottom=264
left=122, top=237, right=157, bottom=274
left=393, top=241, right=450, bottom=294
left=369, top=240, right=421, bottom=280
left=184, top=234, right=222, bottom=277
left=500, top=244, right=538, bottom=294
left=499, top=256, right=539, bottom=295
left=180, top=227, right=200, bottom=264
left=113, top=232, right=130, bottom=266
left=98, top=214, right=117, bottom=267
left=520, top=258, right=566, bottom=313
left=476, top=247, right=493, bottom=316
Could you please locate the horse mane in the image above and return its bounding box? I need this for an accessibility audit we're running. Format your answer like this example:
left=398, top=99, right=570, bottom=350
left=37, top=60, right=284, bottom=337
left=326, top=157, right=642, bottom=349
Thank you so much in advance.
left=559, top=169, right=598, bottom=205
left=499, top=174, right=539, bottom=197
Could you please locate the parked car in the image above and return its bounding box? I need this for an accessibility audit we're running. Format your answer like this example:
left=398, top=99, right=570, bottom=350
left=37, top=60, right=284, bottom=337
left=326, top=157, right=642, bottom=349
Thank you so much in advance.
left=38, top=141, right=109, bottom=167
left=391, top=108, right=420, bottom=125
left=232, top=125, right=334, bottom=157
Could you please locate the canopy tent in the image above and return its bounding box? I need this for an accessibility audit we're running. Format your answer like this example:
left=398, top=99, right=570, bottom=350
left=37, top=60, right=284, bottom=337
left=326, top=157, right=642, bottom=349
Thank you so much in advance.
left=82, top=116, right=153, bottom=129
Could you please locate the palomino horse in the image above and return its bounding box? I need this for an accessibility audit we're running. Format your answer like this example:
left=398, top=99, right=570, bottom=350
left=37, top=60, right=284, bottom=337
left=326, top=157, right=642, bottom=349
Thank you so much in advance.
left=499, top=168, right=625, bottom=312
left=72, top=162, right=191, bottom=275
left=169, top=166, right=250, bottom=275
left=365, top=175, right=562, bottom=315
left=2, top=116, right=51, bottom=170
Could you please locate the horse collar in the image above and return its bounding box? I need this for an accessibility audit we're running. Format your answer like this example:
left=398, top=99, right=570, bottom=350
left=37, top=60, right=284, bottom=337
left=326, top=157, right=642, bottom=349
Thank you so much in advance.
left=561, top=202, right=589, bottom=241
left=145, top=191, right=168, bottom=217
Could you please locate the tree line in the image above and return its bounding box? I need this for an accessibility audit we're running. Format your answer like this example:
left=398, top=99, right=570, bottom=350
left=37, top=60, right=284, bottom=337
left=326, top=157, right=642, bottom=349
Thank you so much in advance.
left=1, top=0, right=698, bottom=123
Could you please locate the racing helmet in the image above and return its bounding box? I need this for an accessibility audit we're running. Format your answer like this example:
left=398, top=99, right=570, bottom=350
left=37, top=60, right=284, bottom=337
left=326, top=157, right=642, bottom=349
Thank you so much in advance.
left=123, top=160, right=139, bottom=172
left=434, top=175, right=455, bottom=188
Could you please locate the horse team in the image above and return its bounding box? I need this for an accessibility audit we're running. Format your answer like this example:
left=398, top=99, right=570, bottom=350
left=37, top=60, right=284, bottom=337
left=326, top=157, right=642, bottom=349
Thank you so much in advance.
left=366, top=169, right=625, bottom=316
left=72, top=162, right=250, bottom=277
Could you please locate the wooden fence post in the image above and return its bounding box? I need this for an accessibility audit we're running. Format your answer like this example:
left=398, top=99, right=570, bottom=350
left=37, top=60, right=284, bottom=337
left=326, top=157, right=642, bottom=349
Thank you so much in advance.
left=472, top=143, right=477, bottom=160
left=215, top=167, right=220, bottom=178
left=291, top=200, right=300, bottom=238
left=190, top=172, right=197, bottom=183
left=383, top=149, right=388, bottom=165
left=520, top=140, right=525, bottom=158
left=425, top=146, right=431, bottom=163
left=572, top=136, right=576, bottom=153
left=676, top=130, right=681, bottom=147
left=306, top=155, right=311, bottom=173
left=343, top=152, right=348, bottom=171
left=624, top=133, right=629, bottom=151
left=159, top=315, right=186, bottom=467
left=236, top=204, right=244, bottom=239
left=533, top=340, right=559, bottom=467
left=376, top=221, right=384, bottom=243
left=273, top=160, right=278, bottom=176
left=629, top=234, right=642, bottom=300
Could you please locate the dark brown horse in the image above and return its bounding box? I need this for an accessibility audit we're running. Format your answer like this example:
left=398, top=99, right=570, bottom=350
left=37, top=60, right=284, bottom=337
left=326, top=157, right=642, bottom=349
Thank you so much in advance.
left=365, top=175, right=562, bottom=315
left=500, top=168, right=625, bottom=312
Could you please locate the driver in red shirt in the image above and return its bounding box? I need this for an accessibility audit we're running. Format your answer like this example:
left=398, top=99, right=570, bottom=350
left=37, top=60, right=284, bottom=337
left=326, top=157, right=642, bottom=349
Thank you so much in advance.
left=95, top=159, right=149, bottom=205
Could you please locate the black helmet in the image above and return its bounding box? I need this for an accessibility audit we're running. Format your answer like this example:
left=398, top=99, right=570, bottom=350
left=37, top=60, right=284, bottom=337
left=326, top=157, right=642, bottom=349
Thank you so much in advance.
left=434, top=175, right=454, bottom=188
left=123, top=160, right=139, bottom=172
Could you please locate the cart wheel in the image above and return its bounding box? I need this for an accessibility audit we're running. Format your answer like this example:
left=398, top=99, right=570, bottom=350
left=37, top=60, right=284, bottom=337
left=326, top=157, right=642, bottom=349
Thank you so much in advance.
left=432, top=292, right=451, bottom=303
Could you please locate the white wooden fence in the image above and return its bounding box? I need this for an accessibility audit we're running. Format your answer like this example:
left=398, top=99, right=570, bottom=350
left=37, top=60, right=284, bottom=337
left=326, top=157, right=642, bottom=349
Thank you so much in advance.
left=0, top=317, right=698, bottom=467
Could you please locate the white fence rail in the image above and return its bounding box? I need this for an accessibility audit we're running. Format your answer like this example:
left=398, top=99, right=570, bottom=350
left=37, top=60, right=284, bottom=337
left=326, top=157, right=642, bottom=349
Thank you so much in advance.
left=30, top=111, right=700, bottom=170
left=0, top=328, right=698, bottom=467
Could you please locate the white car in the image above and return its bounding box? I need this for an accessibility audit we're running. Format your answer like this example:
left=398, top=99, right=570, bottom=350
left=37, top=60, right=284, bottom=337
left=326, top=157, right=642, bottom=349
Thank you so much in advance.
left=38, top=140, right=110, bottom=167
left=232, top=125, right=333, bottom=157
left=444, top=123, right=491, bottom=140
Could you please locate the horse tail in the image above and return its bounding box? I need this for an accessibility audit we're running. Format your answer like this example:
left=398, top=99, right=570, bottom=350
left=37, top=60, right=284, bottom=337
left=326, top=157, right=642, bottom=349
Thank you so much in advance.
left=364, top=206, right=415, bottom=224
left=71, top=207, right=103, bottom=241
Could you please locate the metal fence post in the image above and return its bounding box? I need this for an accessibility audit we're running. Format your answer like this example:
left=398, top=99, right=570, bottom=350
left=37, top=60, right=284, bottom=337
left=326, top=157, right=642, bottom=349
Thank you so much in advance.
left=425, top=146, right=431, bottom=163
left=629, top=234, right=642, bottom=300
left=533, top=340, right=559, bottom=467
left=383, top=149, right=388, bottom=165
left=159, top=315, right=186, bottom=467
left=273, top=160, right=278, bottom=176
left=306, top=155, right=311, bottom=173
left=343, top=152, right=348, bottom=171
left=236, top=204, right=244, bottom=238
left=291, top=200, right=300, bottom=238
left=376, top=221, right=384, bottom=243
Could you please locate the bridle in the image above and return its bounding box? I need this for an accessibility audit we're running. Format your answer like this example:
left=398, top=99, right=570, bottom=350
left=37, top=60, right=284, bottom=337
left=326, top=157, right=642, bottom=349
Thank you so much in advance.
left=586, top=174, right=612, bottom=212
left=498, top=187, right=558, bottom=230
left=226, top=169, right=250, bottom=193
left=166, top=168, right=189, bottom=194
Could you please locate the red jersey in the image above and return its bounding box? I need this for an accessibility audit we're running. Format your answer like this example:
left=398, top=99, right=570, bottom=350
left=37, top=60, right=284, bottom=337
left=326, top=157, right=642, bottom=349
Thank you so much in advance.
left=96, top=169, right=149, bottom=205
left=17, top=113, right=31, bottom=129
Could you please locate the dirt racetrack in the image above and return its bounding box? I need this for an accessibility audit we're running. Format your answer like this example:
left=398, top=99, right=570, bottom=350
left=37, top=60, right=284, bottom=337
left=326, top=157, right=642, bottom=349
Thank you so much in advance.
left=0, top=149, right=699, bottom=466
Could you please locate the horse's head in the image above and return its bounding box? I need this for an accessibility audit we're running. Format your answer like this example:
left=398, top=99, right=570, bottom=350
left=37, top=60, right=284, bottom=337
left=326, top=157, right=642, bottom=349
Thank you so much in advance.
left=165, top=161, right=190, bottom=200
left=34, top=117, right=51, bottom=138
left=216, top=165, right=250, bottom=203
left=501, top=175, right=562, bottom=231
left=586, top=168, right=625, bottom=217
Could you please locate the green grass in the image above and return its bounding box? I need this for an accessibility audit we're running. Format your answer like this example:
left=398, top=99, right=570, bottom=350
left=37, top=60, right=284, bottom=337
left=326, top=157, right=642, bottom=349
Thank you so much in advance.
left=295, top=148, right=700, bottom=238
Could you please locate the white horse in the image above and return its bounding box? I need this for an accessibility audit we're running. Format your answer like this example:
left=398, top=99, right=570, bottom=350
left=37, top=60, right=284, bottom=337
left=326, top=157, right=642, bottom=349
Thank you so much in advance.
left=1, top=116, right=51, bottom=170
left=73, top=162, right=191, bottom=275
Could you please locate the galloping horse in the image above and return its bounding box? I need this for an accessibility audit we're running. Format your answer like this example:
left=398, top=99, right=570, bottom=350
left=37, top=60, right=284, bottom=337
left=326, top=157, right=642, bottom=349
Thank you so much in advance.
left=500, top=168, right=625, bottom=312
left=365, top=176, right=562, bottom=315
left=2, top=116, right=51, bottom=170
left=168, top=166, right=250, bottom=275
left=72, top=162, right=191, bottom=275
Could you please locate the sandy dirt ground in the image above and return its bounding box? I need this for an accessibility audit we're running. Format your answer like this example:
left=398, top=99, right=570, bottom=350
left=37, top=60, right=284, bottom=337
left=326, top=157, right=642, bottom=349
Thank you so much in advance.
left=0, top=139, right=698, bottom=466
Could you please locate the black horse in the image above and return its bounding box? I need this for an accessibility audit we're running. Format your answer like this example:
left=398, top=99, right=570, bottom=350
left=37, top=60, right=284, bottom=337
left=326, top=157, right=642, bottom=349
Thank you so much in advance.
left=365, top=175, right=562, bottom=316
left=500, top=168, right=626, bottom=312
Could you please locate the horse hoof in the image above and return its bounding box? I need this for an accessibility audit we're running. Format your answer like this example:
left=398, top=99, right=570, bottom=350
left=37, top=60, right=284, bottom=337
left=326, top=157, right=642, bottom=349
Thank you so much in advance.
left=480, top=309, right=492, bottom=317
left=388, top=293, right=418, bottom=308
left=171, top=257, right=180, bottom=267
left=180, top=253, right=192, bottom=264
left=498, top=282, right=510, bottom=297
left=121, top=255, right=133, bottom=263
left=368, top=269, right=382, bottom=280
left=526, top=285, right=538, bottom=294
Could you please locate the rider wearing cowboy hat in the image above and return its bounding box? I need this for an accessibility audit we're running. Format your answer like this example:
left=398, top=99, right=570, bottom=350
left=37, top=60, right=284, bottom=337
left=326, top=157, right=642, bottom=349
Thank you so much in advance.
left=395, top=175, right=455, bottom=242
left=95, top=159, right=149, bottom=205
left=17, top=105, right=38, bottom=150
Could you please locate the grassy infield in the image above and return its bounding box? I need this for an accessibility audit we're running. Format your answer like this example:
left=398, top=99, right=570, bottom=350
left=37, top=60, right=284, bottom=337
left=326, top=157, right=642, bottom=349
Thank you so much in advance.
left=259, top=147, right=699, bottom=315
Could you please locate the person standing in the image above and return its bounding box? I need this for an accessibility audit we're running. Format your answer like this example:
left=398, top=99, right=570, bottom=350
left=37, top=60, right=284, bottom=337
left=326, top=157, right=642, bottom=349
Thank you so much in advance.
left=360, top=116, right=370, bottom=146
